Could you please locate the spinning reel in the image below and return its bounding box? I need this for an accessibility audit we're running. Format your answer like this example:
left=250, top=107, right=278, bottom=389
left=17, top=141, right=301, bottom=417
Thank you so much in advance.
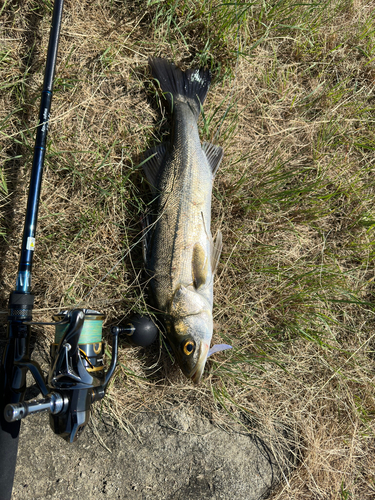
left=3, top=306, right=158, bottom=443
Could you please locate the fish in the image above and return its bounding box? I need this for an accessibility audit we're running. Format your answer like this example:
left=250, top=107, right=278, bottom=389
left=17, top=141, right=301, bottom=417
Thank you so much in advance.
left=142, top=57, right=224, bottom=383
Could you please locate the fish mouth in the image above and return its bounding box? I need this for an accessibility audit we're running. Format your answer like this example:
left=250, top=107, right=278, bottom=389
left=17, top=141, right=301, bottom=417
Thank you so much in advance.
left=190, top=342, right=210, bottom=384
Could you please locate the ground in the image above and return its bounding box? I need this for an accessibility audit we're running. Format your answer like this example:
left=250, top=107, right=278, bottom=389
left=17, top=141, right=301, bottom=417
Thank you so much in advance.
left=13, top=404, right=288, bottom=500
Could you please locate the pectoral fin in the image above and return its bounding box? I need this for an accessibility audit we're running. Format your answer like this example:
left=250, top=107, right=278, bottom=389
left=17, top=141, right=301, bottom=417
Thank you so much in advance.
left=192, top=242, right=208, bottom=289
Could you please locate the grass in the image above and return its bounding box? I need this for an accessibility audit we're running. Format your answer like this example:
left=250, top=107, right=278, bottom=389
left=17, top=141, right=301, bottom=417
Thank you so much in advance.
left=1, top=0, right=375, bottom=498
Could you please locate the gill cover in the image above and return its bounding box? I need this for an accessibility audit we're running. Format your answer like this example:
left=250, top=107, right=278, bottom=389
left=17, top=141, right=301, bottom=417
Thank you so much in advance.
left=169, top=285, right=208, bottom=318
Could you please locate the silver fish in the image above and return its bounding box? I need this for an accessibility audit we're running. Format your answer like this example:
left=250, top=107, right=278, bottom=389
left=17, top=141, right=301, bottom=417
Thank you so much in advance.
left=143, top=58, right=223, bottom=383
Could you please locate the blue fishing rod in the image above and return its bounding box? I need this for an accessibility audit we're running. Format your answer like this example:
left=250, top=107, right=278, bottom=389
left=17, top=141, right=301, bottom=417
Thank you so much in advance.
left=0, top=2, right=157, bottom=498
left=0, top=1, right=65, bottom=497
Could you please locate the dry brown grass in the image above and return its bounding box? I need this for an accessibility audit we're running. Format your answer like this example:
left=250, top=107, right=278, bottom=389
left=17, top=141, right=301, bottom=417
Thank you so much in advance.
left=1, top=0, right=375, bottom=498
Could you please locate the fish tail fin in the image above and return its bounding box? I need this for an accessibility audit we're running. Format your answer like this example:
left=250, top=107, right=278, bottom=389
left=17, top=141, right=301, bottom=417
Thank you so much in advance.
left=149, top=57, right=211, bottom=119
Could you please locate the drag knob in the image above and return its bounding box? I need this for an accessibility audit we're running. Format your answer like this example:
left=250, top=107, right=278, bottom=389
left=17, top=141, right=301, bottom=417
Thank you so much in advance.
left=111, top=314, right=158, bottom=347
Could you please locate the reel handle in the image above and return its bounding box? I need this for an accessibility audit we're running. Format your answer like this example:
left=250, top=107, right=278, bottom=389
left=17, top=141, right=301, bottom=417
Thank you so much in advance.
left=4, top=392, right=67, bottom=423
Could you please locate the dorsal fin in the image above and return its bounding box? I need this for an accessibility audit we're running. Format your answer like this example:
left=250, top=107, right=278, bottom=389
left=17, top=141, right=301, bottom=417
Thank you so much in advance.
left=211, top=230, right=223, bottom=274
left=202, top=142, right=224, bottom=177
left=142, top=142, right=168, bottom=193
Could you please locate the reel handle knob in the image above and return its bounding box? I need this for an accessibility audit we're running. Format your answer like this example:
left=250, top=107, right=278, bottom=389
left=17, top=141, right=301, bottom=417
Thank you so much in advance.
left=112, top=314, right=158, bottom=347
left=4, top=392, right=66, bottom=423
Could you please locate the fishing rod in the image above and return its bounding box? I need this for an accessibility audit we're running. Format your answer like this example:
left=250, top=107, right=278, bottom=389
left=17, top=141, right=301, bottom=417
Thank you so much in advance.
left=0, top=2, right=157, bottom=498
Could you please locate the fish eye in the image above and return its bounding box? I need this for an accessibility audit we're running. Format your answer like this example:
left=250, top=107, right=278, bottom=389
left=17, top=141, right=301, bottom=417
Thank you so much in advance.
left=183, top=340, right=195, bottom=355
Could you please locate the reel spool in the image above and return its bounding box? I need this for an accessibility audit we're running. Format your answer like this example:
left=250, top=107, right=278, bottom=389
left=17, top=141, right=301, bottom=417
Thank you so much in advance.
left=51, top=309, right=105, bottom=376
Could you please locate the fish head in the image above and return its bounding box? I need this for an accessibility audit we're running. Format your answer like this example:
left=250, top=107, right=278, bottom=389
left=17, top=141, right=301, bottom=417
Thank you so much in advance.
left=167, top=311, right=212, bottom=384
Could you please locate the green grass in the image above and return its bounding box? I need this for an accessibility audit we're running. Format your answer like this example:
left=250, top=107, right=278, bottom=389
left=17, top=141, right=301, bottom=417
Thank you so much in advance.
left=1, top=0, right=375, bottom=498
